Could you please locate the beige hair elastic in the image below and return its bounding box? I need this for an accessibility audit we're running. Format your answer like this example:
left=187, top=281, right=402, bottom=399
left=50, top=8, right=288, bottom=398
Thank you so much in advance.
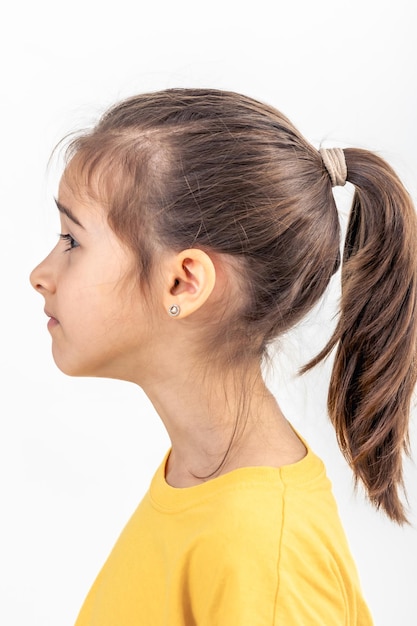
left=319, top=147, right=347, bottom=187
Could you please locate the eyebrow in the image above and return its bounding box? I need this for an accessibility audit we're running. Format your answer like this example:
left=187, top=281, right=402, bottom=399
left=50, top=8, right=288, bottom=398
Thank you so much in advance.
left=54, top=198, right=85, bottom=229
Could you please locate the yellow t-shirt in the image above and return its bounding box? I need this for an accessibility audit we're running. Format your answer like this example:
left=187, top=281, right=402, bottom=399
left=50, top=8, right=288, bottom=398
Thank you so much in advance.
left=74, top=444, right=373, bottom=625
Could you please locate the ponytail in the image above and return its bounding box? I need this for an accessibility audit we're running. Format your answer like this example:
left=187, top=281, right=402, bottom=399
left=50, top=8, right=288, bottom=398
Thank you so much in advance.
left=304, top=148, right=417, bottom=524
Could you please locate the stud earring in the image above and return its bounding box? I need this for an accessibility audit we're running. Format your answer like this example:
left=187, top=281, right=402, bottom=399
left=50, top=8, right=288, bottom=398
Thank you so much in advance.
left=168, top=304, right=181, bottom=317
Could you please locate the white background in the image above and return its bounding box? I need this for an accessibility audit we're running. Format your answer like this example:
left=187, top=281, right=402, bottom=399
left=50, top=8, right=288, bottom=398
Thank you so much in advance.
left=1, top=1, right=416, bottom=624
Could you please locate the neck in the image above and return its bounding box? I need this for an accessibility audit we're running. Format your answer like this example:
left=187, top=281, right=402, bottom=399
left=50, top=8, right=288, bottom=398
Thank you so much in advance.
left=139, top=359, right=305, bottom=487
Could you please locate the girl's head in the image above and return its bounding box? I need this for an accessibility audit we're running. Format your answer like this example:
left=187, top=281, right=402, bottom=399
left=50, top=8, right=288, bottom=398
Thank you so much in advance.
left=60, top=89, right=341, bottom=364
left=32, top=88, right=417, bottom=523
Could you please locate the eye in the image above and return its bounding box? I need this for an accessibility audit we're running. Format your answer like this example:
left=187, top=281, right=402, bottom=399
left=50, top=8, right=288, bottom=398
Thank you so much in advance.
left=59, top=233, right=79, bottom=251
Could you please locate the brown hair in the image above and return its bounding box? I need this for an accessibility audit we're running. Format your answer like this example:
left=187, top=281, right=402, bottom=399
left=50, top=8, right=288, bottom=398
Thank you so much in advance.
left=64, top=88, right=417, bottom=523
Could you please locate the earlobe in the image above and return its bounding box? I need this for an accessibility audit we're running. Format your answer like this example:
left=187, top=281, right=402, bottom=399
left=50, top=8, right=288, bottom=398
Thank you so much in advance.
left=167, top=304, right=181, bottom=317
left=163, top=249, right=216, bottom=318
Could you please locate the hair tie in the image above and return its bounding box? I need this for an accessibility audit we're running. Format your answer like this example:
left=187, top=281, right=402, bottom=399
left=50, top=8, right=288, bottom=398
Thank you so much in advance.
left=319, top=147, right=347, bottom=187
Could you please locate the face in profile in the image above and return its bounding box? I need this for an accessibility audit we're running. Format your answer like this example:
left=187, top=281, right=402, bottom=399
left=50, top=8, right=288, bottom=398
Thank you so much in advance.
left=30, top=176, right=156, bottom=381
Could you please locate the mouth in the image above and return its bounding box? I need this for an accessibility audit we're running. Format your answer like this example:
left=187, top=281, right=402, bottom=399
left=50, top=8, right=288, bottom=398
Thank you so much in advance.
left=45, top=309, right=60, bottom=329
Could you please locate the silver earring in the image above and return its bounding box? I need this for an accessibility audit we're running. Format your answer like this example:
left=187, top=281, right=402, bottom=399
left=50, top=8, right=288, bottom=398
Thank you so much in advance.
left=168, top=304, right=181, bottom=317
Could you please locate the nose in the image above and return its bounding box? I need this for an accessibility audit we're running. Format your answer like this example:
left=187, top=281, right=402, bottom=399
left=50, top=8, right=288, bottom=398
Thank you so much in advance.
left=30, top=251, right=56, bottom=295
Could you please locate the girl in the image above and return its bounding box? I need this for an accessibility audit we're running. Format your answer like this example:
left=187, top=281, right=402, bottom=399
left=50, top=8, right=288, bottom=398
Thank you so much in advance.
left=30, top=88, right=417, bottom=625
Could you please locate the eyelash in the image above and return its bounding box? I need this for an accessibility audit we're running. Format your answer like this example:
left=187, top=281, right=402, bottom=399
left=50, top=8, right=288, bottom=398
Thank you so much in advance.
left=59, top=233, right=79, bottom=251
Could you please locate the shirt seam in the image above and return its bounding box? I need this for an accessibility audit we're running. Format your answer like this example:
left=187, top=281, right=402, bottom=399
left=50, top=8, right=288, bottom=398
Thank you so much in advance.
left=272, top=474, right=285, bottom=626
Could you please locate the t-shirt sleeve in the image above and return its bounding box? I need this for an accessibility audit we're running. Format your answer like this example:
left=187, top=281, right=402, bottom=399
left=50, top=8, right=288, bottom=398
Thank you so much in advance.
left=179, top=491, right=374, bottom=626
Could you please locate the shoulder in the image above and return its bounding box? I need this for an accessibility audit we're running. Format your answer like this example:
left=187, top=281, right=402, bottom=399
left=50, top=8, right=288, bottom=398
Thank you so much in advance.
left=198, top=465, right=286, bottom=531
left=184, top=477, right=284, bottom=624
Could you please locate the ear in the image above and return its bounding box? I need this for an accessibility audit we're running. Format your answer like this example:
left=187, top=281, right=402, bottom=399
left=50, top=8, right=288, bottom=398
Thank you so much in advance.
left=161, top=248, right=216, bottom=318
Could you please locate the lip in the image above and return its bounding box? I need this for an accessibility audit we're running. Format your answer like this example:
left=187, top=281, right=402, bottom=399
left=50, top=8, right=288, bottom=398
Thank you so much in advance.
left=45, top=309, right=60, bottom=330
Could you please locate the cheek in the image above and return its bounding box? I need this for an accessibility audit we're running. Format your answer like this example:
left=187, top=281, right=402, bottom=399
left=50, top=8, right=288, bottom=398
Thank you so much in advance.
left=90, top=287, right=143, bottom=338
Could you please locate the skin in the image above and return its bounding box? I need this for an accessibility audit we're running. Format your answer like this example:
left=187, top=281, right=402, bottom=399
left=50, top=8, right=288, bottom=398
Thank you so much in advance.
left=30, top=175, right=306, bottom=487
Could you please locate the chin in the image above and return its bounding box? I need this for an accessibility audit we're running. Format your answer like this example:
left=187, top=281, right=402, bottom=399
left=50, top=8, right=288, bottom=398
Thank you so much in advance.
left=52, top=350, right=96, bottom=378
left=52, top=352, right=124, bottom=381
left=53, top=360, right=87, bottom=378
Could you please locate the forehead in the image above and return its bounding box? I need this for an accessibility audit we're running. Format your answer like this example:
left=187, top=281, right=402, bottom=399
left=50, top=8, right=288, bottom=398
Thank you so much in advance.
left=57, top=173, right=111, bottom=236
left=61, top=141, right=127, bottom=208
left=58, top=152, right=114, bottom=219
left=60, top=155, right=104, bottom=205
